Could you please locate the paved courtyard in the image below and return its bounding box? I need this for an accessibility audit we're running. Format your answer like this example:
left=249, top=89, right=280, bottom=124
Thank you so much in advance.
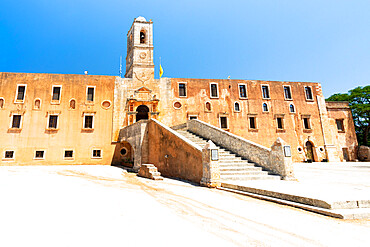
left=0, top=164, right=369, bottom=246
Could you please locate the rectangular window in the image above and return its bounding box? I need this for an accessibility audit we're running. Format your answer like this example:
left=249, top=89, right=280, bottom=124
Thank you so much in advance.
left=220, top=116, right=228, bottom=129
left=4, top=151, right=14, bottom=159
left=283, top=86, right=292, bottom=100
left=277, top=117, right=283, bottom=129
left=64, top=150, right=74, bottom=159
left=52, top=86, right=61, bottom=101
left=189, top=115, right=198, bottom=120
left=48, top=115, right=58, bottom=129
left=87, top=87, right=95, bottom=102
left=305, top=86, right=313, bottom=100
left=303, top=117, right=311, bottom=129
left=179, top=83, right=187, bottom=97
left=249, top=117, right=256, bottom=129
left=35, top=150, right=45, bottom=159
left=262, top=85, right=270, bottom=99
left=239, top=84, right=247, bottom=98
left=11, top=115, right=22, bottom=128
left=210, top=83, right=219, bottom=98
left=336, top=119, right=344, bottom=132
left=16, top=85, right=26, bottom=101
left=92, top=149, right=102, bottom=158
left=84, top=115, right=94, bottom=129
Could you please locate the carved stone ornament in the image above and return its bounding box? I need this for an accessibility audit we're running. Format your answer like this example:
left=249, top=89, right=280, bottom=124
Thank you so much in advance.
left=134, top=70, right=154, bottom=83
left=139, top=52, right=147, bottom=60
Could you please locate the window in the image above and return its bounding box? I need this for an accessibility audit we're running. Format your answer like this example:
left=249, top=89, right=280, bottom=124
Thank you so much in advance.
left=0, top=98, right=4, bottom=109
left=83, top=115, right=94, bottom=129
left=179, top=83, right=187, bottom=97
left=15, top=85, right=26, bottom=102
left=140, top=30, right=146, bottom=44
left=52, top=86, right=61, bottom=101
left=249, top=117, right=256, bottom=129
left=262, top=85, right=270, bottom=99
left=69, top=99, right=76, bottom=109
left=277, top=117, right=283, bottom=129
left=48, top=115, right=58, bottom=129
left=305, top=86, right=313, bottom=100
left=289, top=104, right=295, bottom=113
left=284, top=86, right=292, bottom=100
left=205, top=102, right=211, bottom=111
left=303, top=117, right=311, bottom=129
left=210, top=83, right=219, bottom=98
left=34, top=151, right=45, bottom=159
left=11, top=115, right=22, bottom=128
left=262, top=103, right=269, bottom=112
left=64, top=150, right=74, bottom=159
left=34, top=99, right=41, bottom=109
left=92, top=149, right=102, bottom=158
left=234, top=102, right=240, bottom=112
left=336, top=119, right=344, bottom=132
left=4, top=151, right=14, bottom=159
left=86, top=87, right=95, bottom=102
left=189, top=115, right=198, bottom=120
left=120, top=148, right=128, bottom=156
left=239, top=84, right=247, bottom=98
left=220, top=116, right=228, bottom=129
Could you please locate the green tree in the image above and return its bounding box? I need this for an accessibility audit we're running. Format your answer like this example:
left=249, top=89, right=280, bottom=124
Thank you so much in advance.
left=327, top=86, right=370, bottom=146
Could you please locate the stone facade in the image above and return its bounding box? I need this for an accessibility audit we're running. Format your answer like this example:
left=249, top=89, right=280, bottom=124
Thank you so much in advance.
left=0, top=16, right=358, bottom=167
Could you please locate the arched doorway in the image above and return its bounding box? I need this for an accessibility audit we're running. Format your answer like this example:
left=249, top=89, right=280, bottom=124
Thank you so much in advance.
left=136, top=105, right=149, bottom=122
left=305, top=141, right=315, bottom=162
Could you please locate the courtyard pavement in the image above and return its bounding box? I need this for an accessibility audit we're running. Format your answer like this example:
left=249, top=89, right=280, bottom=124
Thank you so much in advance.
left=0, top=164, right=369, bottom=246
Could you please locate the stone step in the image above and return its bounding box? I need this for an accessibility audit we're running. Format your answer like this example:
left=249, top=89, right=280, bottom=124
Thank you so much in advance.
left=221, top=175, right=281, bottom=181
left=220, top=166, right=262, bottom=171
left=221, top=170, right=269, bottom=176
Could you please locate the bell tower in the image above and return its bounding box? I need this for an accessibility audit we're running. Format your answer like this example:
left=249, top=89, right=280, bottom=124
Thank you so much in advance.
left=125, top=16, right=154, bottom=81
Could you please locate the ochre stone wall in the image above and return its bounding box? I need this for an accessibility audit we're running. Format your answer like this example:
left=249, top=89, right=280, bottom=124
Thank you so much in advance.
left=326, top=101, right=358, bottom=161
left=0, top=72, right=116, bottom=165
left=145, top=120, right=203, bottom=183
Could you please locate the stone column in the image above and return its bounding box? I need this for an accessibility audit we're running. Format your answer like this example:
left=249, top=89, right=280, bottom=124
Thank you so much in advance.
left=201, top=140, right=221, bottom=188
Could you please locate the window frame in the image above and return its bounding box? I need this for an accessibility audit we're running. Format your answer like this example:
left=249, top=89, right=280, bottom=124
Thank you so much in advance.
left=276, top=117, right=284, bottom=130
left=0, top=97, right=5, bottom=109
left=289, top=103, right=296, bottom=113
left=188, top=115, right=198, bottom=120
left=86, top=86, right=96, bottom=103
left=205, top=101, right=212, bottom=112
left=10, top=114, right=22, bottom=129
left=3, top=150, right=15, bottom=160
left=14, top=84, right=27, bottom=103
left=219, top=116, right=228, bottom=129
left=63, top=149, right=74, bottom=160
left=51, top=85, right=62, bottom=104
left=210, top=83, right=219, bottom=98
left=261, top=84, right=270, bottom=99
left=47, top=114, right=59, bottom=130
left=33, top=98, right=42, bottom=110
left=238, top=84, right=248, bottom=99
left=302, top=116, right=311, bottom=130
left=304, top=86, right=314, bottom=101
left=92, top=149, right=102, bottom=159
left=336, top=119, right=345, bottom=132
left=178, top=82, right=187, bottom=97
left=283, top=85, right=292, bottom=100
left=234, top=101, right=241, bottom=112
left=262, top=102, right=269, bottom=112
left=34, top=150, right=46, bottom=160
left=83, top=113, right=95, bottom=129
left=248, top=116, right=257, bottom=130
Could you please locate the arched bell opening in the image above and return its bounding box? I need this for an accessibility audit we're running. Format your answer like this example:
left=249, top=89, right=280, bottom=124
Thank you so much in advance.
left=136, top=105, right=149, bottom=122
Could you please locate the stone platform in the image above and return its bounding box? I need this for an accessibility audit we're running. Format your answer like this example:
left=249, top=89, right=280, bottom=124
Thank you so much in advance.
left=220, top=162, right=370, bottom=219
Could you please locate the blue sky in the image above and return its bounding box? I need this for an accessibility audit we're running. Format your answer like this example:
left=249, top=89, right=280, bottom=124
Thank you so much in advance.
left=0, top=0, right=369, bottom=97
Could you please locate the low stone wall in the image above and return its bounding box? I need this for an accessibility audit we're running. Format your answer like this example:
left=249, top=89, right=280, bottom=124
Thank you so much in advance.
left=146, top=119, right=204, bottom=183
left=187, top=120, right=295, bottom=180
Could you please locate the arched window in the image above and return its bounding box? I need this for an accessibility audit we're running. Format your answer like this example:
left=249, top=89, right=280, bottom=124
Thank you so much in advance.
left=289, top=104, right=295, bottom=113
left=0, top=98, right=4, bottom=109
left=34, top=99, right=41, bottom=109
left=70, top=99, right=76, bottom=110
left=234, top=102, right=240, bottom=112
left=140, top=30, right=146, bottom=44
left=205, top=102, right=211, bottom=111
left=262, top=103, right=268, bottom=112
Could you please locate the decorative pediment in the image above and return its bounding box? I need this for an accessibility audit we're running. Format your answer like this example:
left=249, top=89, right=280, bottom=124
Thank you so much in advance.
left=134, top=86, right=152, bottom=93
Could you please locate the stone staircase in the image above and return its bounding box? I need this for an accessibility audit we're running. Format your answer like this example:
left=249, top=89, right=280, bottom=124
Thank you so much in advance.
left=138, top=164, right=163, bottom=180
left=177, top=130, right=280, bottom=181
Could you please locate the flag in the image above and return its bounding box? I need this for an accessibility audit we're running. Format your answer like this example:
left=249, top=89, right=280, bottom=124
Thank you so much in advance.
left=159, top=64, right=164, bottom=78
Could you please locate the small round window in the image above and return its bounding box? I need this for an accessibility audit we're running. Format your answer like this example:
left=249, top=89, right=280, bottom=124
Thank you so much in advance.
left=173, top=102, right=182, bottom=109
left=101, top=100, right=111, bottom=109
left=297, top=146, right=303, bottom=153
left=120, top=148, right=127, bottom=156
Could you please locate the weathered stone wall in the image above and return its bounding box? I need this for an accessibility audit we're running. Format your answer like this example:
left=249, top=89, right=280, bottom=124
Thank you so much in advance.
left=146, top=119, right=203, bottom=183
left=0, top=72, right=116, bottom=165
left=187, top=120, right=294, bottom=179
left=326, top=101, right=358, bottom=161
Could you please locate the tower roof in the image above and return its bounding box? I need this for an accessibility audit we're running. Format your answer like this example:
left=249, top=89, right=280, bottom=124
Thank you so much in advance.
left=136, top=16, right=146, bottom=22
